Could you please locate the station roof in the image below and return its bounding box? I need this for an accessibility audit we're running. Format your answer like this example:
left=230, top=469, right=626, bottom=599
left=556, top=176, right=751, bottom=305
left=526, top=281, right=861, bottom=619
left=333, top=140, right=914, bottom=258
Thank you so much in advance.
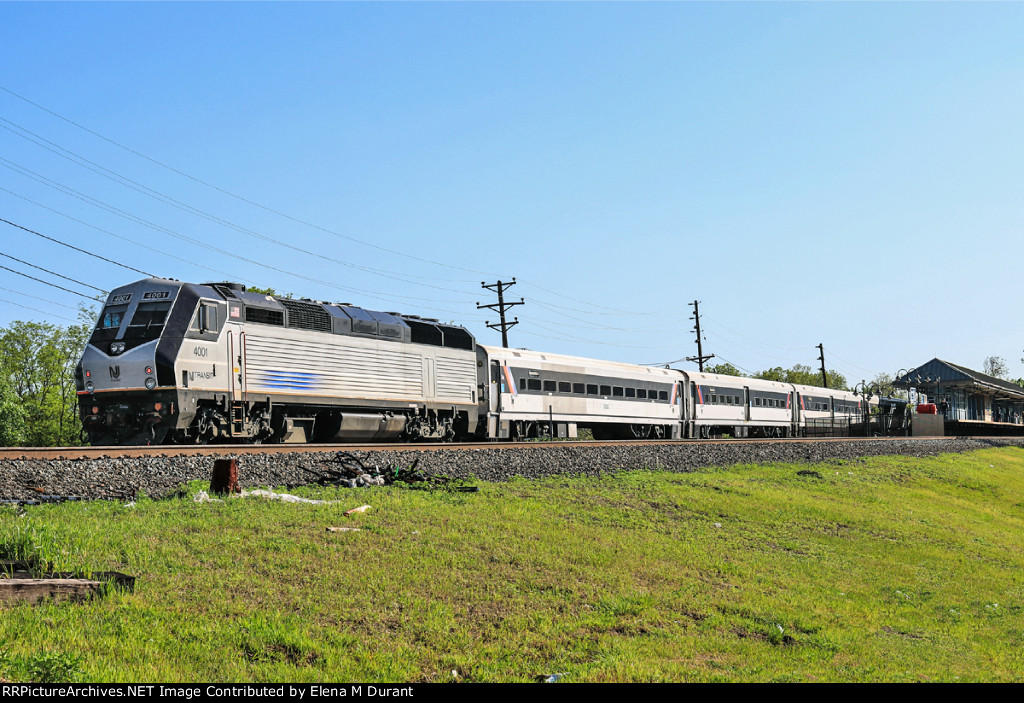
left=894, top=359, right=1024, bottom=401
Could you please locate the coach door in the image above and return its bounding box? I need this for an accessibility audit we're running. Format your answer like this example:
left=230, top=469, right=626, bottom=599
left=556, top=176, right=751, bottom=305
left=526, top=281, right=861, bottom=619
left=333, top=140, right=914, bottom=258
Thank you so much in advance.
left=490, top=362, right=502, bottom=413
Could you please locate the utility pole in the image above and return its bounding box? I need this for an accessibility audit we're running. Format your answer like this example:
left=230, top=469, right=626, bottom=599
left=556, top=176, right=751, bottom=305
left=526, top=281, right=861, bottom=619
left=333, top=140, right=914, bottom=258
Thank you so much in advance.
left=685, top=300, right=714, bottom=371
left=476, top=279, right=524, bottom=348
left=817, top=343, right=828, bottom=388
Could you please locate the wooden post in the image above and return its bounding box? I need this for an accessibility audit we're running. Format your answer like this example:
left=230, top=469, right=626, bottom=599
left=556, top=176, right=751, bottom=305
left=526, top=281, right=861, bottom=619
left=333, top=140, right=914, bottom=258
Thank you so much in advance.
left=211, top=458, right=240, bottom=495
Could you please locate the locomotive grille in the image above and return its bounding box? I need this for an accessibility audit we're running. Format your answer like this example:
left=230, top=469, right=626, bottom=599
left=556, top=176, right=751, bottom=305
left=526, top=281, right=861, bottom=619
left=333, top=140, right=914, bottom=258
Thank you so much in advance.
left=280, top=299, right=333, bottom=332
left=245, top=307, right=284, bottom=326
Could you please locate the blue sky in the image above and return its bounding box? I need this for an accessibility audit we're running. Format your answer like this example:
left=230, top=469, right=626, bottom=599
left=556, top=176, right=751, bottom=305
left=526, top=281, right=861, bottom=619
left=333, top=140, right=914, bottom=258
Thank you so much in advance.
left=1, top=2, right=1022, bottom=384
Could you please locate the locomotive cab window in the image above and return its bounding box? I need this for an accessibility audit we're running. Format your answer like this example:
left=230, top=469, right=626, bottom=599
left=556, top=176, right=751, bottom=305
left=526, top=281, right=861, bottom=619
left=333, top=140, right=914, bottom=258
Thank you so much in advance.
left=124, top=301, right=171, bottom=341
left=90, top=304, right=129, bottom=344
left=190, top=302, right=223, bottom=335
left=99, top=305, right=128, bottom=329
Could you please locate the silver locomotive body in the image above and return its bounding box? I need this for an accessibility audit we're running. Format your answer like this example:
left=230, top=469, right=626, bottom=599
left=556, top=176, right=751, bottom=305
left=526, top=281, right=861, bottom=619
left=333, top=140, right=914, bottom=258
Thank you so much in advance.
left=78, top=278, right=479, bottom=445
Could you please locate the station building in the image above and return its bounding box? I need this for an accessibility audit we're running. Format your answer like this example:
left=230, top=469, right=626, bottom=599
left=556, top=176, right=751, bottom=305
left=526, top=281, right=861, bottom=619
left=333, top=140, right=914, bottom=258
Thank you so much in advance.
left=894, top=359, right=1024, bottom=434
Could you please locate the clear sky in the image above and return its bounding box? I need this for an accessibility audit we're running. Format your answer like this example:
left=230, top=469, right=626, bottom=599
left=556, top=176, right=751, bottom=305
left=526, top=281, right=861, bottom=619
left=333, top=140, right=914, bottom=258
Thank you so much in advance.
left=1, top=2, right=1022, bottom=384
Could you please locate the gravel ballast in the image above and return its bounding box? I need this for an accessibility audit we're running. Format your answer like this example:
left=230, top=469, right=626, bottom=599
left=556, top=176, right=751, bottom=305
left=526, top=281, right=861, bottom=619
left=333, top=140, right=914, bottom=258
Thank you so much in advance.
left=1, top=438, right=1022, bottom=502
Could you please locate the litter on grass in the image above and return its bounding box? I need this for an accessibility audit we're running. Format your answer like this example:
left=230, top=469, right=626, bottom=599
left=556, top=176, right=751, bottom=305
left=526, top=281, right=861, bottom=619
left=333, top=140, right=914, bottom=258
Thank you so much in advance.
left=192, top=489, right=350, bottom=506
left=241, top=489, right=344, bottom=505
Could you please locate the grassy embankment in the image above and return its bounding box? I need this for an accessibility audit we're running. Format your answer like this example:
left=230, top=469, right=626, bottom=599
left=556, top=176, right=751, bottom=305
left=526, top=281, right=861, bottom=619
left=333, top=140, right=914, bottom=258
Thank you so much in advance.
left=1, top=446, right=1023, bottom=682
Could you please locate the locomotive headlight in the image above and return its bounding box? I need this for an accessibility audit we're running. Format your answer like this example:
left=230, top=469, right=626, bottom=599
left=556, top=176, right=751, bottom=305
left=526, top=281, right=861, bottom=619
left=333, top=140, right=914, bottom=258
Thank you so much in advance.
left=110, top=342, right=125, bottom=355
left=145, top=377, right=156, bottom=390
left=85, top=381, right=94, bottom=393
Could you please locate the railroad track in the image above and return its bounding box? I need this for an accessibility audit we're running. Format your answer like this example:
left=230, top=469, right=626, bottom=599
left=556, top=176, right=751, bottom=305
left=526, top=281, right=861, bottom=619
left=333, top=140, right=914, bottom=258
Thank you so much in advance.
left=0, top=435, right=967, bottom=461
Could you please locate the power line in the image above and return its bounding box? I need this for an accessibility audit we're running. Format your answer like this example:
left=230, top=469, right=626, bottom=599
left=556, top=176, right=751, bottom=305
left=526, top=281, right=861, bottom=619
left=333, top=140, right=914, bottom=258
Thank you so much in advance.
left=0, top=251, right=106, bottom=293
left=0, top=295, right=77, bottom=323
left=0, top=159, right=482, bottom=310
left=1, top=87, right=703, bottom=321
left=0, top=85, right=497, bottom=280
left=0, top=284, right=82, bottom=311
left=0, top=262, right=98, bottom=299
left=0, top=153, right=479, bottom=299
left=0, top=217, right=152, bottom=276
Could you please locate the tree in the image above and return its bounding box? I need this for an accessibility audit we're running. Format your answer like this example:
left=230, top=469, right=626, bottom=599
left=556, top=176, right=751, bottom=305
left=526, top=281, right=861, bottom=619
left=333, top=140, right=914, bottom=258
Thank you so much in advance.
left=246, top=286, right=293, bottom=299
left=0, top=375, right=26, bottom=446
left=984, top=356, right=1009, bottom=379
left=753, top=364, right=848, bottom=391
left=705, top=362, right=744, bottom=377
left=0, top=318, right=91, bottom=446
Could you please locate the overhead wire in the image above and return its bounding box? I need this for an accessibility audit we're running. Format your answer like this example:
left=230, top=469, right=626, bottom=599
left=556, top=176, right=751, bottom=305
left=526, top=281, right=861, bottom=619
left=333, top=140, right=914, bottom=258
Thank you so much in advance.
left=0, top=85, right=498, bottom=280
left=0, top=262, right=99, bottom=299
left=0, top=251, right=106, bottom=294
left=0, top=217, right=152, bottom=276
left=0, top=284, right=82, bottom=311
left=0, top=185, right=260, bottom=284
left=0, top=295, right=77, bottom=323
left=0, top=159, right=486, bottom=311
left=0, top=148, right=480, bottom=299
left=1, top=87, right=703, bottom=320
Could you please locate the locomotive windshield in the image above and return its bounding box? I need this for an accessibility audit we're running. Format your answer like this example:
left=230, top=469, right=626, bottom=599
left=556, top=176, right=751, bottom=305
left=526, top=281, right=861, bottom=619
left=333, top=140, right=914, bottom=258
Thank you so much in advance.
left=90, top=304, right=129, bottom=344
left=123, top=301, right=172, bottom=341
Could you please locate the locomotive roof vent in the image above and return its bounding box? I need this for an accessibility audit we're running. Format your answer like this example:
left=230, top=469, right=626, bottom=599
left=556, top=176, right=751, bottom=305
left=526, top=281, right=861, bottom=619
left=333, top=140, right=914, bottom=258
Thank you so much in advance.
left=203, top=282, right=246, bottom=292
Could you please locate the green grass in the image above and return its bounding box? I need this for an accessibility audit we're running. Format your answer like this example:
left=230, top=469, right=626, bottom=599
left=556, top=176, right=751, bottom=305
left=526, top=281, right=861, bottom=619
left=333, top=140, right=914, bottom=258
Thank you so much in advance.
left=1, top=447, right=1023, bottom=682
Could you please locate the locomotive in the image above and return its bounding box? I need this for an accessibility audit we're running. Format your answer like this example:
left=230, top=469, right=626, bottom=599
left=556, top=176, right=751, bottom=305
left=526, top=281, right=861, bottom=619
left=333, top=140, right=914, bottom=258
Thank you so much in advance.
left=76, top=278, right=864, bottom=445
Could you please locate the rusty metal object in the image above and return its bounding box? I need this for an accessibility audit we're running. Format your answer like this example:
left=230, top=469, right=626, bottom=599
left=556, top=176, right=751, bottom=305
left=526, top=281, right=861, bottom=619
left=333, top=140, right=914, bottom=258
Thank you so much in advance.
left=210, top=458, right=241, bottom=495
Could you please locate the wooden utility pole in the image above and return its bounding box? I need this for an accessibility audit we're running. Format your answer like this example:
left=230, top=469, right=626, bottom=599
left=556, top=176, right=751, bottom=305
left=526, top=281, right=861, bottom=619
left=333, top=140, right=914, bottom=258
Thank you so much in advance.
left=685, top=300, right=714, bottom=371
left=817, top=343, right=828, bottom=388
left=476, top=279, right=524, bottom=348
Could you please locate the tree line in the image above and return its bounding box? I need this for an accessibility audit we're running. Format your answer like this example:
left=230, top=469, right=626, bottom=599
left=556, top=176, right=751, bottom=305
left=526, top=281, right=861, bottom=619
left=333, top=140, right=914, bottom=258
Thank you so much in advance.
left=701, top=362, right=850, bottom=391
left=0, top=316, right=91, bottom=446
